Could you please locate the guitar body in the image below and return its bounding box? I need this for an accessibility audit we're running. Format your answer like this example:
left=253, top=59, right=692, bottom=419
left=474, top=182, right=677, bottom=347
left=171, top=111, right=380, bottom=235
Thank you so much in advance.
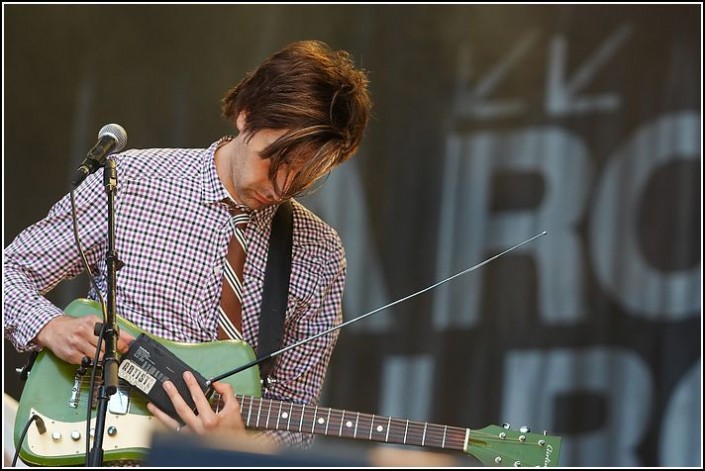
left=14, top=299, right=262, bottom=466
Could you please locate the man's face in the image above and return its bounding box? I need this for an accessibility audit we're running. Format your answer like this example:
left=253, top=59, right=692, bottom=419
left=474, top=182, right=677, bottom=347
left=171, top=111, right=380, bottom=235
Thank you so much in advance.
left=228, top=113, right=296, bottom=210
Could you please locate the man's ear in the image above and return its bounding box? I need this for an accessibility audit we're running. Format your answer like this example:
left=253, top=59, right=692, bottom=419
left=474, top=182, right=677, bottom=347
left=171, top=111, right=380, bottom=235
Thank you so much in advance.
left=236, top=111, right=248, bottom=133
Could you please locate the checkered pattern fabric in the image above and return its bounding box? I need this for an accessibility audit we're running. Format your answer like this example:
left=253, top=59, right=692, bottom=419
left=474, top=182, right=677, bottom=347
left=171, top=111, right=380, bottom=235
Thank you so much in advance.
left=4, top=138, right=346, bottom=447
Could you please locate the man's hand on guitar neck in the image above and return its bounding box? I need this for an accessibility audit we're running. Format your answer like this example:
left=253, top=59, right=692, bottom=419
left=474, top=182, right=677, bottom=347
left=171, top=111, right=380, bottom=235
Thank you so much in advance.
left=147, top=371, right=250, bottom=439
left=35, top=314, right=133, bottom=365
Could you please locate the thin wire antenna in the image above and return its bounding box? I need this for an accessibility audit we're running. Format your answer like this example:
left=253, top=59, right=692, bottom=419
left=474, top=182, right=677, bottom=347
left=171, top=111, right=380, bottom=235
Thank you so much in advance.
left=207, top=231, right=547, bottom=385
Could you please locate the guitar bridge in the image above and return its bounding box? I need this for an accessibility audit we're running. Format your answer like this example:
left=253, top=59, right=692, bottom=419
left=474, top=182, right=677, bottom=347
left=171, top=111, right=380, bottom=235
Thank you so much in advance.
left=68, top=360, right=99, bottom=409
left=68, top=375, right=82, bottom=409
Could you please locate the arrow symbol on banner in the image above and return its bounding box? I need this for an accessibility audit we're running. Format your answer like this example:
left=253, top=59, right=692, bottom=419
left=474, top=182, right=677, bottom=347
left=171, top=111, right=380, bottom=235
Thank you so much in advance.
left=545, top=23, right=633, bottom=116
left=453, top=30, right=540, bottom=120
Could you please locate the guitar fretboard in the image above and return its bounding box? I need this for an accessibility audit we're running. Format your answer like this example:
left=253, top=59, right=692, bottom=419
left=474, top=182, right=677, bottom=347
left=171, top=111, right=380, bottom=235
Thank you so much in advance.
left=224, top=395, right=468, bottom=450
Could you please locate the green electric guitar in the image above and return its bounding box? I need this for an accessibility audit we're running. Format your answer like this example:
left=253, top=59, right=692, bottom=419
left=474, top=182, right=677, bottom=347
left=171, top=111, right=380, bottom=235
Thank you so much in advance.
left=15, top=299, right=562, bottom=466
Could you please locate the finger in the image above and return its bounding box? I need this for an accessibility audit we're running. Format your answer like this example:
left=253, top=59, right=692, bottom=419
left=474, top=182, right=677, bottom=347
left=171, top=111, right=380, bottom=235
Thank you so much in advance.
left=146, top=402, right=181, bottom=431
left=183, top=371, right=213, bottom=415
left=212, top=381, right=239, bottom=410
left=162, top=380, right=192, bottom=411
left=83, top=315, right=103, bottom=340
left=116, top=333, right=133, bottom=354
left=83, top=339, right=104, bottom=365
left=161, top=380, right=200, bottom=428
left=76, top=319, right=101, bottom=350
left=119, top=331, right=136, bottom=351
left=211, top=381, right=244, bottom=428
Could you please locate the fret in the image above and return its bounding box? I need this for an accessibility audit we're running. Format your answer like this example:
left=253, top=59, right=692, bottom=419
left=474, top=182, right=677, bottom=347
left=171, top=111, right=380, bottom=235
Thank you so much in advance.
left=304, top=404, right=318, bottom=434
left=362, top=414, right=384, bottom=441
left=325, top=408, right=331, bottom=436
left=246, top=396, right=253, bottom=427
left=367, top=413, right=387, bottom=440
left=422, top=422, right=428, bottom=446
left=407, top=420, right=418, bottom=445
left=339, top=410, right=345, bottom=437
left=408, top=420, right=427, bottom=446
left=275, top=401, right=282, bottom=431
left=385, top=416, right=391, bottom=442
left=340, top=410, right=357, bottom=439
left=287, top=402, right=293, bottom=431
left=404, top=419, right=409, bottom=444
left=424, top=423, right=443, bottom=448
left=387, top=417, right=409, bottom=446
left=255, top=398, right=262, bottom=428
left=353, top=412, right=360, bottom=438
left=311, top=406, right=318, bottom=433
left=265, top=398, right=273, bottom=429
left=442, top=425, right=447, bottom=448
left=354, top=412, right=374, bottom=440
left=299, top=404, right=305, bottom=432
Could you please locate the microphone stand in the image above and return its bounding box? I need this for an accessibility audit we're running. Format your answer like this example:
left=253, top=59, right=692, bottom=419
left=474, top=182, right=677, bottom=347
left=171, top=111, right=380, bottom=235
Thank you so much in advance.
left=87, top=158, right=121, bottom=467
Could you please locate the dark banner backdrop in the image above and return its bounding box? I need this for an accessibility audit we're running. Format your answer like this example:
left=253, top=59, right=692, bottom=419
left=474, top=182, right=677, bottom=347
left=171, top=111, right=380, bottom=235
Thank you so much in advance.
left=3, top=5, right=701, bottom=466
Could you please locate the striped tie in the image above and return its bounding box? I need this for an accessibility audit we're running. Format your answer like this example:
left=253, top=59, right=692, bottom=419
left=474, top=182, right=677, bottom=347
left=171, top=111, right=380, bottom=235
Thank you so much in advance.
left=217, top=208, right=249, bottom=340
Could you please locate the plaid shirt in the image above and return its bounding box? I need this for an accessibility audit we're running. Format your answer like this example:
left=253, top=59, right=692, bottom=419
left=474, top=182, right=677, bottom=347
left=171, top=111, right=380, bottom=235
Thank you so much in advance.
left=3, top=139, right=346, bottom=447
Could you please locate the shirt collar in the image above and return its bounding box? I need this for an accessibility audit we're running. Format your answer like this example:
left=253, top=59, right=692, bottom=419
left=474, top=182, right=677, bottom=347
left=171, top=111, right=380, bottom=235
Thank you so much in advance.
left=200, top=137, right=231, bottom=205
left=200, top=136, right=281, bottom=230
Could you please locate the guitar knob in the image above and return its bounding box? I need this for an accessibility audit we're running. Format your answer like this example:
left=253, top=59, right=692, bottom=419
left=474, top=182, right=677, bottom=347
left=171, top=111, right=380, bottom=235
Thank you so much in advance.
left=502, top=422, right=511, bottom=429
left=513, top=460, right=522, bottom=467
left=494, top=457, right=502, bottom=464
left=51, top=431, right=62, bottom=442
left=71, top=430, right=81, bottom=441
left=519, top=425, right=530, bottom=433
left=107, top=426, right=117, bottom=437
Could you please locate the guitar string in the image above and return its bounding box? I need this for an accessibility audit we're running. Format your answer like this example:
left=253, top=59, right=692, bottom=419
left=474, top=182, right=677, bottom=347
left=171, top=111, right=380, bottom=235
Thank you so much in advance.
left=232, top=396, right=543, bottom=447
left=76, top=380, right=546, bottom=449
left=73, top=387, right=543, bottom=464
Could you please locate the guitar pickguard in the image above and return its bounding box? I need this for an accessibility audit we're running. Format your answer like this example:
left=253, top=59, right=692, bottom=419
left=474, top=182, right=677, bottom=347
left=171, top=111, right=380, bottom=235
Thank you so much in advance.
left=15, top=299, right=261, bottom=466
left=24, top=408, right=156, bottom=462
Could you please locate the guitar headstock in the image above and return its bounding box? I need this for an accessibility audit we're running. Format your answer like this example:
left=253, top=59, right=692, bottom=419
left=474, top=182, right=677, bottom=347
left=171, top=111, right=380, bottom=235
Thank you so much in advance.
left=464, top=424, right=562, bottom=467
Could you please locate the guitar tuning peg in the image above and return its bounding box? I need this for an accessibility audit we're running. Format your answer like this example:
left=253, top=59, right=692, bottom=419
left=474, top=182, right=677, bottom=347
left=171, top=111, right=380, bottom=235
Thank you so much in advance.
left=519, top=425, right=530, bottom=433
left=502, top=422, right=511, bottom=429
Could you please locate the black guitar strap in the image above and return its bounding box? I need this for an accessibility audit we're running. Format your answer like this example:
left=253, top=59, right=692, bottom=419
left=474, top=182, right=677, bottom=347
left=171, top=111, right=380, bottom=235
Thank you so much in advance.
left=257, top=200, right=294, bottom=385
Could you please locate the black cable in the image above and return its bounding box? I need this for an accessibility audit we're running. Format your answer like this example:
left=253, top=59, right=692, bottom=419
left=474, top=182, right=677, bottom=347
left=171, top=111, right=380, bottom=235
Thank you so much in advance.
left=69, top=189, right=108, bottom=319
left=70, top=188, right=109, bottom=465
left=85, top=326, right=106, bottom=464
left=12, top=415, right=45, bottom=467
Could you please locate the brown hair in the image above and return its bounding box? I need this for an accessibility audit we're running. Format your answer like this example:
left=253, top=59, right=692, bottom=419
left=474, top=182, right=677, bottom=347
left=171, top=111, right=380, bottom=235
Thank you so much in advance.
left=222, top=40, right=372, bottom=199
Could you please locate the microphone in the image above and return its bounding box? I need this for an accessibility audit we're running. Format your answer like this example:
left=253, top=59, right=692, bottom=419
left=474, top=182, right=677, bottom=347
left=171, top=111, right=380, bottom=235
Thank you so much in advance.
left=72, top=123, right=128, bottom=187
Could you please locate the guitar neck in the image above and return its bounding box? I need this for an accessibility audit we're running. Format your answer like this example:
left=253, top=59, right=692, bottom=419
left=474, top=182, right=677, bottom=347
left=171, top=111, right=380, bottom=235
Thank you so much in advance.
left=234, top=395, right=468, bottom=451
